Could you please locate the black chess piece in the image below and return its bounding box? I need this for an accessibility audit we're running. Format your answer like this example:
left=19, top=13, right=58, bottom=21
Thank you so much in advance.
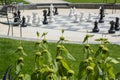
left=115, top=17, right=120, bottom=31
left=54, top=7, right=58, bottom=15
left=13, top=12, right=20, bottom=26
left=21, top=16, right=27, bottom=27
left=47, top=8, right=50, bottom=16
left=92, top=21, right=99, bottom=32
left=108, top=21, right=115, bottom=34
left=43, top=10, right=48, bottom=24
left=17, top=10, right=21, bottom=19
left=99, top=6, right=105, bottom=23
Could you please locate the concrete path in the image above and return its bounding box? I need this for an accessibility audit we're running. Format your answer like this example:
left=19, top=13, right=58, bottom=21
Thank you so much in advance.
left=25, top=0, right=69, bottom=4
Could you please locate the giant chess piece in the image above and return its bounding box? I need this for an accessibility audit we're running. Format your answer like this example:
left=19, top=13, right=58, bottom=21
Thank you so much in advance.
left=32, top=12, right=37, bottom=26
left=43, top=10, right=48, bottom=24
left=99, top=6, right=105, bottom=23
left=108, top=21, right=115, bottom=34
left=54, top=7, right=58, bottom=15
left=49, top=4, right=55, bottom=23
left=69, top=8, right=74, bottom=17
left=47, top=8, right=50, bottom=16
left=79, top=12, right=84, bottom=22
left=21, top=16, right=27, bottom=27
left=92, top=21, right=99, bottom=32
left=73, top=6, right=76, bottom=15
left=17, top=10, right=21, bottom=20
left=13, top=12, right=20, bottom=26
left=26, top=15, right=32, bottom=26
left=115, top=17, right=120, bottom=31
left=37, top=16, right=42, bottom=26
left=74, top=14, right=79, bottom=23
left=86, top=13, right=92, bottom=22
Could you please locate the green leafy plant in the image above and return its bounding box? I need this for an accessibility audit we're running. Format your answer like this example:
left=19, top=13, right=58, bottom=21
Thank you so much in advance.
left=78, top=34, right=119, bottom=80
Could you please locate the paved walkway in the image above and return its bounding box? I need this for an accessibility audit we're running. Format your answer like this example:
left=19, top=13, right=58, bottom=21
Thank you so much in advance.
left=25, top=0, right=69, bottom=4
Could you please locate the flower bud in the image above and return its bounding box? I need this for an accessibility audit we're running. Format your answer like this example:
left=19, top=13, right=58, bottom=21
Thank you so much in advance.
left=85, top=44, right=90, bottom=49
left=88, top=57, right=93, bottom=62
left=68, top=70, right=74, bottom=76
left=102, top=47, right=108, bottom=53
left=48, top=69, right=54, bottom=74
left=61, top=76, right=67, bottom=80
left=99, top=45, right=104, bottom=49
left=42, top=49, right=48, bottom=54
left=86, top=66, right=94, bottom=72
left=18, top=46, right=23, bottom=51
left=60, top=36, right=65, bottom=40
left=42, top=39, right=47, bottom=43
left=56, top=56, right=63, bottom=62
left=35, top=52, right=41, bottom=57
left=35, top=41, right=40, bottom=45
left=17, top=57, right=24, bottom=63
left=18, top=74, right=24, bottom=79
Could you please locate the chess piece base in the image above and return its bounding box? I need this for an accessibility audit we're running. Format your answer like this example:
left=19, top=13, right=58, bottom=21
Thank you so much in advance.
left=115, top=27, right=120, bottom=31
left=108, top=30, right=115, bottom=34
left=99, top=20, right=104, bottom=23
left=43, top=21, right=48, bottom=24
left=92, top=29, right=99, bottom=33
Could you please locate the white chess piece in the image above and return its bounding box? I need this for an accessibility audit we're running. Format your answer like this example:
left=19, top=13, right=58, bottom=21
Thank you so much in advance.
left=74, top=14, right=79, bottom=23
left=80, top=12, right=84, bottom=21
left=32, top=12, right=38, bottom=26
left=49, top=4, right=55, bottom=23
left=86, top=13, right=92, bottom=22
left=37, top=16, right=42, bottom=26
left=26, top=15, right=32, bottom=26
left=73, top=6, right=76, bottom=15
left=69, top=8, right=74, bottom=17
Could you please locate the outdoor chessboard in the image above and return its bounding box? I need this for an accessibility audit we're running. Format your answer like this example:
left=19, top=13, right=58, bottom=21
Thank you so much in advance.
left=33, top=13, right=120, bottom=35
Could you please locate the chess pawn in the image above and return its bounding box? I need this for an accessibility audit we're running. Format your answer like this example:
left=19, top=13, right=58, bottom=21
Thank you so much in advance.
left=79, top=12, right=84, bottom=21
left=69, top=8, right=74, bottom=17
left=54, top=7, right=58, bottom=15
left=21, top=16, right=27, bottom=27
left=108, top=21, right=115, bottom=34
left=92, top=21, right=99, bottom=32
left=32, top=12, right=37, bottom=25
left=74, top=14, right=79, bottom=23
left=43, top=10, right=48, bottom=24
left=115, top=17, right=120, bottom=31
left=37, top=16, right=42, bottom=26
left=86, top=13, right=92, bottom=22
left=26, top=15, right=32, bottom=26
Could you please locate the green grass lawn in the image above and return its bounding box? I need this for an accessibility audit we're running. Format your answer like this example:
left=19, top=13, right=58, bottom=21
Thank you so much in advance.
left=0, top=0, right=29, bottom=5
left=65, top=0, right=120, bottom=3
left=0, top=38, right=120, bottom=79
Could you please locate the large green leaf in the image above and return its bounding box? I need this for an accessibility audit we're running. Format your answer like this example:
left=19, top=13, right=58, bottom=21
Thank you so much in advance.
left=106, top=57, right=119, bottom=64
left=61, top=60, right=70, bottom=71
left=61, top=45, right=76, bottom=61
left=83, top=34, right=94, bottom=43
